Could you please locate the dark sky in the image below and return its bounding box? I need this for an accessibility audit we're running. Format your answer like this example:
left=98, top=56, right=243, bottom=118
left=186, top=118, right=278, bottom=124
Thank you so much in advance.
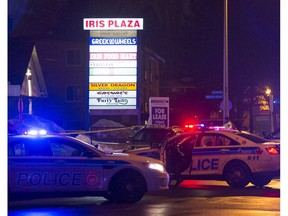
left=185, top=0, right=279, bottom=96
left=8, top=0, right=280, bottom=98
left=228, top=1, right=280, bottom=85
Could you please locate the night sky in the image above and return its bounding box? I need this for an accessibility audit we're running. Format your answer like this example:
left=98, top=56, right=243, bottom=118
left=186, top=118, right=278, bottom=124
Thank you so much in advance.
left=8, top=0, right=280, bottom=94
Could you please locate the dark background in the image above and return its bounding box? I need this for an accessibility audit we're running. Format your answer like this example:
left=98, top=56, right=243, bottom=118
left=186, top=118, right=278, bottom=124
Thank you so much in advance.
left=7, top=0, right=280, bottom=126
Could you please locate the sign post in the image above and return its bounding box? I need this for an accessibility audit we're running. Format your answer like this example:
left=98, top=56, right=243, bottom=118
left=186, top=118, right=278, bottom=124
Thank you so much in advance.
left=18, top=97, right=23, bottom=122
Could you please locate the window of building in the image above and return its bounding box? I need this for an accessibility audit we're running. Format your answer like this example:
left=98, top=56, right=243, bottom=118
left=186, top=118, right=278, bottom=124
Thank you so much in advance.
left=144, top=70, right=148, bottom=80
left=66, top=85, right=81, bottom=102
left=66, top=49, right=81, bottom=65
left=150, top=70, right=153, bottom=83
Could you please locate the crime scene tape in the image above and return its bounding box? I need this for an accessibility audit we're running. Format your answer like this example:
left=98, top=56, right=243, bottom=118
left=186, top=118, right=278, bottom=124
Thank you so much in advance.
left=58, top=126, right=137, bottom=136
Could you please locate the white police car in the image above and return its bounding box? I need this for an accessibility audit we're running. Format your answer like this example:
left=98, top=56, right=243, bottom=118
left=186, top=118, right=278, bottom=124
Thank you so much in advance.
left=127, top=130, right=280, bottom=188
left=8, top=135, right=169, bottom=203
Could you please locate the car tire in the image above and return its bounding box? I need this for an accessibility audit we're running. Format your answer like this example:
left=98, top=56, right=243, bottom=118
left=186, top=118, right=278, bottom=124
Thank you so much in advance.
left=251, top=176, right=272, bottom=187
left=106, top=169, right=147, bottom=203
left=224, top=161, right=251, bottom=188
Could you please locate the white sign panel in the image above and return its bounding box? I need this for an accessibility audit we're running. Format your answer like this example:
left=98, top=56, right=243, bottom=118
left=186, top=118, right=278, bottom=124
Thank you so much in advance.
left=89, top=68, right=137, bottom=76
left=89, top=97, right=136, bottom=105
left=89, top=45, right=137, bottom=52
left=148, top=97, right=170, bottom=127
left=89, top=60, right=137, bottom=68
left=89, top=76, right=136, bottom=83
left=89, top=91, right=137, bottom=98
left=90, top=53, right=137, bottom=60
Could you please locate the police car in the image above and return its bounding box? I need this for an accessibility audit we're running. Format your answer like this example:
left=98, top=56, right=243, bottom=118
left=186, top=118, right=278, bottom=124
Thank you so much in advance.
left=127, top=130, right=280, bottom=188
left=8, top=134, right=169, bottom=203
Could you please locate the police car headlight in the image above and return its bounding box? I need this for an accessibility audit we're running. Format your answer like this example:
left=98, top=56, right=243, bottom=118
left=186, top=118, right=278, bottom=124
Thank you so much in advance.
left=147, top=162, right=165, bottom=172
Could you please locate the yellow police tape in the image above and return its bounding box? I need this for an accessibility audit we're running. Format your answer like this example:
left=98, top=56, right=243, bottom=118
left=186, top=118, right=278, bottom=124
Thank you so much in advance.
left=58, top=126, right=137, bottom=135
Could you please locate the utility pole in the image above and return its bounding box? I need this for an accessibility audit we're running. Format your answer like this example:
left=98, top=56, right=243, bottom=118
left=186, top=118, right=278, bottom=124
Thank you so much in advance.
left=223, top=0, right=229, bottom=123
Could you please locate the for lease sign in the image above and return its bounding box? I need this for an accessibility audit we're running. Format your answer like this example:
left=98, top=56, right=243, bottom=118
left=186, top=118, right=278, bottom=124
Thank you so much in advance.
left=149, top=97, right=169, bottom=127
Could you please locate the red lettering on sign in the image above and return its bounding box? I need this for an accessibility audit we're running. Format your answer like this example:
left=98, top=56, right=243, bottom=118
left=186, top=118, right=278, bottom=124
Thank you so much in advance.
left=89, top=20, right=95, bottom=27
left=85, top=20, right=105, bottom=28
left=134, top=20, right=140, bottom=28
left=108, top=20, right=114, bottom=27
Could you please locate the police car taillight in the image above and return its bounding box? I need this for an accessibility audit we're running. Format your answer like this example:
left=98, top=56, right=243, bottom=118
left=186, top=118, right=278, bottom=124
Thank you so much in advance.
left=266, top=147, right=279, bottom=155
left=185, top=124, right=194, bottom=129
left=184, top=124, right=204, bottom=130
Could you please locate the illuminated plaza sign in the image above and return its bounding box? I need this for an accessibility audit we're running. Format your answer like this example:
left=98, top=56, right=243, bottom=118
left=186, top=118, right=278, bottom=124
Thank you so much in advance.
left=83, top=18, right=143, bottom=111
left=83, top=18, right=143, bottom=30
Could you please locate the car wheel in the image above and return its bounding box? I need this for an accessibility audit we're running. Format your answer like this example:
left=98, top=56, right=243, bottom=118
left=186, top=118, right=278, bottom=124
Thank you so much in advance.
left=224, top=161, right=251, bottom=188
left=251, top=176, right=272, bottom=187
left=106, top=169, right=147, bottom=203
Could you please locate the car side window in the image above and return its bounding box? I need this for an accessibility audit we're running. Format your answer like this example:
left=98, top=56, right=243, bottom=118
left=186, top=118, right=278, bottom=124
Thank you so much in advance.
left=26, top=140, right=53, bottom=156
left=133, top=130, right=155, bottom=143
left=165, top=135, right=190, bottom=150
left=8, top=142, right=27, bottom=156
left=272, top=131, right=280, bottom=139
left=197, top=134, right=240, bottom=147
left=14, top=143, right=27, bottom=156
left=50, top=141, right=77, bottom=156
left=218, top=135, right=240, bottom=146
left=200, top=134, right=240, bottom=147
left=200, top=135, right=217, bottom=147
left=49, top=139, right=97, bottom=157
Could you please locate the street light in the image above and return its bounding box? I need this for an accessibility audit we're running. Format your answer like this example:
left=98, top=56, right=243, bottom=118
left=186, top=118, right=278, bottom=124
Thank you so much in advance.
left=265, top=87, right=274, bottom=133
left=265, top=88, right=271, bottom=97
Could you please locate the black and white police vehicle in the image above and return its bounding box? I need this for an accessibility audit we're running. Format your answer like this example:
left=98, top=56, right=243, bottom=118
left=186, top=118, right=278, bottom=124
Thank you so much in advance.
left=128, top=130, right=280, bottom=188
left=8, top=134, right=169, bottom=203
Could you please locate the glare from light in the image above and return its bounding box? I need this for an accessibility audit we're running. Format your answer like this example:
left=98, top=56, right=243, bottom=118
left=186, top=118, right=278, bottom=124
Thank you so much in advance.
left=28, top=130, right=38, bottom=136
left=39, top=130, right=47, bottom=135
left=27, top=129, right=47, bottom=136
left=148, top=163, right=164, bottom=172
left=265, top=88, right=271, bottom=96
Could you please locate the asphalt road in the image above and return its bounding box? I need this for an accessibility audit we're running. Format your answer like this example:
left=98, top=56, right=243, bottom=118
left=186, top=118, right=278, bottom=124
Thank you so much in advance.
left=8, top=179, right=281, bottom=216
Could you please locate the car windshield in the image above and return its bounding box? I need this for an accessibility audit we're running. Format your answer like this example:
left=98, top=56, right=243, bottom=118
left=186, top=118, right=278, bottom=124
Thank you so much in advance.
left=265, top=129, right=280, bottom=139
left=236, top=132, right=269, bottom=143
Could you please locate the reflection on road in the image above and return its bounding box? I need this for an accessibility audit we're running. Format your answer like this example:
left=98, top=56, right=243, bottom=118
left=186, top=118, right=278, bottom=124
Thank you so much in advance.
left=8, top=179, right=280, bottom=216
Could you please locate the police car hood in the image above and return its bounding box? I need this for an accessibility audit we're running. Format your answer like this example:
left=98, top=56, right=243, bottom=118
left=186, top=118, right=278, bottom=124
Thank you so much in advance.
left=103, top=152, right=163, bottom=164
